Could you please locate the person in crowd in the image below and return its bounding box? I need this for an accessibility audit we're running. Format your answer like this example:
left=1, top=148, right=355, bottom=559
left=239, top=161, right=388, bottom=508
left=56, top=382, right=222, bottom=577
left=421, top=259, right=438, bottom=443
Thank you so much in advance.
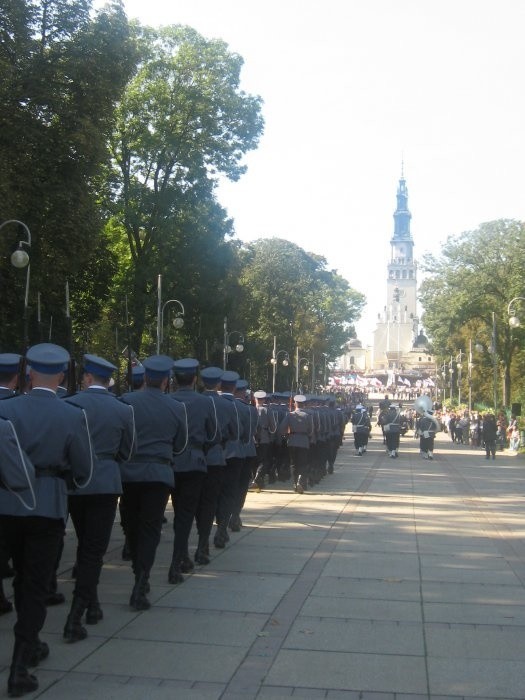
left=194, top=367, right=237, bottom=563
left=229, top=379, right=257, bottom=531
left=120, top=356, right=186, bottom=610
left=214, top=371, right=244, bottom=549
left=62, top=354, right=135, bottom=642
left=277, top=394, right=313, bottom=493
left=0, top=343, right=93, bottom=698
left=416, top=409, right=440, bottom=459
left=378, top=402, right=402, bottom=458
left=0, top=353, right=21, bottom=616
left=481, top=413, right=498, bottom=460
left=167, top=358, right=218, bottom=584
left=351, top=403, right=371, bottom=456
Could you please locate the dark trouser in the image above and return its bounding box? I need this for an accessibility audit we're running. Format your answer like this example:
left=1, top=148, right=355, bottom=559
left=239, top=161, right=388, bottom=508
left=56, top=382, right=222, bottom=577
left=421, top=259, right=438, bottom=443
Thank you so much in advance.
left=122, top=481, right=170, bottom=576
left=1, top=515, right=63, bottom=645
left=171, top=471, right=206, bottom=557
left=385, top=431, right=400, bottom=451
left=288, top=446, right=309, bottom=487
left=68, top=493, right=119, bottom=602
left=273, top=442, right=290, bottom=481
left=195, top=465, right=225, bottom=541
left=253, top=443, right=272, bottom=484
left=216, top=458, right=243, bottom=527
left=420, top=436, right=435, bottom=454
left=485, top=440, right=496, bottom=458
left=232, top=456, right=257, bottom=519
left=354, top=431, right=369, bottom=449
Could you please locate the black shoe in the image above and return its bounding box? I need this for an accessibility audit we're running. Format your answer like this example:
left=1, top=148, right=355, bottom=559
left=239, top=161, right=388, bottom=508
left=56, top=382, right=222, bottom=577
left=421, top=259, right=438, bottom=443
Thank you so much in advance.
left=7, top=668, right=38, bottom=697
left=168, top=561, right=184, bottom=585
left=213, top=529, right=227, bottom=549
left=194, top=547, right=210, bottom=565
left=229, top=516, right=241, bottom=532
left=179, top=556, right=194, bottom=574
left=129, top=572, right=150, bottom=611
left=85, top=600, right=103, bottom=625
left=44, top=591, right=65, bottom=606
left=63, top=596, right=88, bottom=643
left=27, top=639, right=49, bottom=667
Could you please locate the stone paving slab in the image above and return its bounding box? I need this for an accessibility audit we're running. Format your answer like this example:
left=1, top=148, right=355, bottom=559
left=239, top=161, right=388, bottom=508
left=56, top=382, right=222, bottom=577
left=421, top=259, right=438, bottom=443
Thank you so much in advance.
left=2, top=433, right=525, bottom=700
left=284, top=617, right=424, bottom=655
left=263, top=649, right=428, bottom=694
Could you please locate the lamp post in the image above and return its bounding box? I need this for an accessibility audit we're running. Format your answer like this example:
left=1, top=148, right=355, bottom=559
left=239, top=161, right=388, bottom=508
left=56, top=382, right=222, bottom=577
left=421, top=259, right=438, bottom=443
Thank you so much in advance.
left=160, top=299, right=185, bottom=354
left=156, top=274, right=185, bottom=355
left=0, top=219, right=32, bottom=349
left=507, top=296, right=525, bottom=328
left=294, top=348, right=310, bottom=393
left=223, top=317, right=244, bottom=370
left=270, top=336, right=290, bottom=393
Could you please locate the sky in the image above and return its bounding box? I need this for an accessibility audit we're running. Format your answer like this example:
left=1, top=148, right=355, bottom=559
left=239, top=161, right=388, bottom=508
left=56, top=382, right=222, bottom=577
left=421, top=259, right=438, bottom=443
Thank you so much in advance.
left=117, top=0, right=525, bottom=344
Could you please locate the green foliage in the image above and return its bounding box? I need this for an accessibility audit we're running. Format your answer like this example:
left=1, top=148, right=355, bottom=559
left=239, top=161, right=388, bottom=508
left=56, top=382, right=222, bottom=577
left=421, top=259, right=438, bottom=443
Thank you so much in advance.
left=420, top=219, right=525, bottom=407
left=107, top=22, right=264, bottom=351
left=0, top=0, right=136, bottom=351
left=233, top=238, right=365, bottom=390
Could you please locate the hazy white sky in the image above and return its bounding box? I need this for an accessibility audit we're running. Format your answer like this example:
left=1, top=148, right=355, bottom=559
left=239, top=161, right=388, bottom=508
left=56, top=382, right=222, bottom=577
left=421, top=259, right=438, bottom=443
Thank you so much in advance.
left=119, top=0, right=525, bottom=343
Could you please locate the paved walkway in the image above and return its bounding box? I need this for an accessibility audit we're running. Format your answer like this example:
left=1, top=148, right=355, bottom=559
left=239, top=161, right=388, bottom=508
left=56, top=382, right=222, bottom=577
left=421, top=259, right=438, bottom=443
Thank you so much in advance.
left=2, top=428, right=525, bottom=700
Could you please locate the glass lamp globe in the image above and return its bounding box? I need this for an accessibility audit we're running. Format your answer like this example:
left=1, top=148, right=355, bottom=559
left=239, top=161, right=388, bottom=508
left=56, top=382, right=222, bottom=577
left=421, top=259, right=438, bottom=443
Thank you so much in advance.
left=235, top=343, right=244, bottom=353
left=509, top=315, right=521, bottom=328
left=172, top=315, right=184, bottom=329
left=11, top=248, right=29, bottom=268
left=282, top=358, right=289, bottom=366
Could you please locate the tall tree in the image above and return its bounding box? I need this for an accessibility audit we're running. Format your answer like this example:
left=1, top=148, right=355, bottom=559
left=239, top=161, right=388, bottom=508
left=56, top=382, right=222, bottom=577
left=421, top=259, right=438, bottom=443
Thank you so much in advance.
left=0, top=0, right=137, bottom=351
left=234, top=238, right=365, bottom=391
left=419, top=219, right=525, bottom=408
left=108, top=23, right=264, bottom=352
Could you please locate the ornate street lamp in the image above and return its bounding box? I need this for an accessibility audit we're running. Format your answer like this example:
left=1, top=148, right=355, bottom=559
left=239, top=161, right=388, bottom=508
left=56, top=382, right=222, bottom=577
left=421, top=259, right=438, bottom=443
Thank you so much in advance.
left=270, top=339, right=290, bottom=393
left=156, top=274, right=185, bottom=355
left=0, top=219, right=32, bottom=349
left=223, top=317, right=244, bottom=370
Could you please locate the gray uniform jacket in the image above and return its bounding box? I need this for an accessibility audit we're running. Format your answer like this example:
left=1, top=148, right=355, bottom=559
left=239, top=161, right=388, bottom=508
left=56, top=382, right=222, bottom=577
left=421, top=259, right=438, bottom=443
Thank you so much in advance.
left=255, top=406, right=272, bottom=445
left=239, top=400, right=258, bottom=458
left=278, top=409, right=313, bottom=449
left=0, top=388, right=93, bottom=520
left=202, top=390, right=238, bottom=466
left=220, top=393, right=244, bottom=460
left=0, top=387, right=15, bottom=399
left=120, top=388, right=186, bottom=487
left=171, top=388, right=219, bottom=473
left=66, top=387, right=136, bottom=495
left=0, top=418, right=35, bottom=495
left=351, top=410, right=371, bottom=433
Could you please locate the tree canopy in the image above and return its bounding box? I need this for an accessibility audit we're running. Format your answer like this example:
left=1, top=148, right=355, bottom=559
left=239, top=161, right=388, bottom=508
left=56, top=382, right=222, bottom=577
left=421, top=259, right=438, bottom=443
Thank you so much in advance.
left=419, top=219, right=525, bottom=409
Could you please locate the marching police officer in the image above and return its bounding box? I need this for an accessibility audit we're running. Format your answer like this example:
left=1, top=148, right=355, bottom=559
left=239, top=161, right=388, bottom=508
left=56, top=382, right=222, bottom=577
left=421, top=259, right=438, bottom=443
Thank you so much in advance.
left=249, top=390, right=272, bottom=490
left=229, top=379, right=257, bottom=531
left=351, top=403, right=371, bottom=456
left=194, top=366, right=237, bottom=564
left=0, top=353, right=21, bottom=616
left=167, top=358, right=218, bottom=584
left=278, top=394, right=313, bottom=494
left=120, top=355, right=186, bottom=610
left=63, top=354, right=136, bottom=642
left=0, top=343, right=94, bottom=698
left=214, top=371, right=244, bottom=548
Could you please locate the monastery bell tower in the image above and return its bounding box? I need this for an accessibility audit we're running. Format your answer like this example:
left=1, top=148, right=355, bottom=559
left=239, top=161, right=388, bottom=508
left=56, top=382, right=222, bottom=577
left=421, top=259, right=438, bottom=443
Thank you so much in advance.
left=371, top=168, right=420, bottom=371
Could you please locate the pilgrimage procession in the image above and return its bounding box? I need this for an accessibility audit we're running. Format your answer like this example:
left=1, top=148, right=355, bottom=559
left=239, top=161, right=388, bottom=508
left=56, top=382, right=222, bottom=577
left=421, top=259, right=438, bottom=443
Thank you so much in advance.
left=2, top=3, right=525, bottom=699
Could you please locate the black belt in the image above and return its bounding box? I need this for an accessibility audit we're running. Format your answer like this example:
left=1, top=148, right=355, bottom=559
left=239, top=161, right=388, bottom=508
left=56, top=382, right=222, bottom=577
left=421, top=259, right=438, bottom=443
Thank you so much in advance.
left=35, top=467, right=67, bottom=479
left=130, top=456, right=172, bottom=465
left=96, top=453, right=116, bottom=461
